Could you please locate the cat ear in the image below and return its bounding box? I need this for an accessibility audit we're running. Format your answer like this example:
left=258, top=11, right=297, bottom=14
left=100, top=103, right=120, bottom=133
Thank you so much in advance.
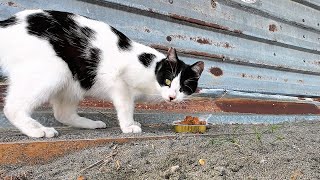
left=167, top=47, right=178, bottom=62
left=191, top=61, right=204, bottom=77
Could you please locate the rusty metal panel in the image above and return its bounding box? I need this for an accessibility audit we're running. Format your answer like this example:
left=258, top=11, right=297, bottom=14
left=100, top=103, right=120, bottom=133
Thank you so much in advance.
left=0, top=0, right=320, bottom=97
left=104, top=0, right=320, bottom=52
left=229, top=0, right=320, bottom=31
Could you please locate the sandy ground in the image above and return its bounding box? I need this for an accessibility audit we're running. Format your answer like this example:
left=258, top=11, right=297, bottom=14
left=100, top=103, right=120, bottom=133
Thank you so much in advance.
left=1, top=120, right=320, bottom=180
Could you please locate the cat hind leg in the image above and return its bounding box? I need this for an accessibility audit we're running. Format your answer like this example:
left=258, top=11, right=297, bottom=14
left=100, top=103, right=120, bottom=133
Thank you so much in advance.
left=4, top=80, right=59, bottom=138
left=51, top=93, right=106, bottom=129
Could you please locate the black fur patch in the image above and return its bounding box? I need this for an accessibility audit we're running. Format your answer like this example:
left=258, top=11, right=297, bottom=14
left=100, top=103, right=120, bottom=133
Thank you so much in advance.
left=26, top=10, right=100, bottom=90
left=155, top=59, right=185, bottom=86
left=110, top=27, right=132, bottom=50
left=155, top=58, right=200, bottom=95
left=179, top=66, right=200, bottom=95
left=0, top=16, right=17, bottom=28
left=138, top=53, right=156, bottom=67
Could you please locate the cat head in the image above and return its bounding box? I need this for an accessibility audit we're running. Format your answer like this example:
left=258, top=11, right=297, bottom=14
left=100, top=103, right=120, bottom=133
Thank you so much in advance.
left=155, top=47, right=204, bottom=102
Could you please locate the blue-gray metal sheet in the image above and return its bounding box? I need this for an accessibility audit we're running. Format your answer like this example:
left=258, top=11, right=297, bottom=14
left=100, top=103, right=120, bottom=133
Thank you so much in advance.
left=183, top=56, right=320, bottom=96
left=230, top=0, right=320, bottom=32
left=103, top=0, right=320, bottom=52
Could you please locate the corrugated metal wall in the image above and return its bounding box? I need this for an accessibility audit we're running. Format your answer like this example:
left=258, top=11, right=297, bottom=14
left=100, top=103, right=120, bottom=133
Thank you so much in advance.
left=0, top=0, right=320, bottom=125
left=0, top=0, right=319, bottom=97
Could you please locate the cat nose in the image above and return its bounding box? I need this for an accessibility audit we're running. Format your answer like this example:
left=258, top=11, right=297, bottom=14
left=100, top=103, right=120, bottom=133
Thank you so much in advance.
left=169, top=95, right=176, bottom=101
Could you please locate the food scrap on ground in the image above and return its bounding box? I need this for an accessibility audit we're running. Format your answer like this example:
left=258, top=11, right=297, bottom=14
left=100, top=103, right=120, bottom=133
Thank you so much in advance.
left=177, top=116, right=206, bottom=125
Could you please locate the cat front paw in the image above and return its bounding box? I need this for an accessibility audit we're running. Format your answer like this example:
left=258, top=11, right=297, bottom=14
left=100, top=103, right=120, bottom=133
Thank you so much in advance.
left=133, top=121, right=141, bottom=127
left=41, top=127, right=59, bottom=138
left=24, top=127, right=59, bottom=138
left=121, top=124, right=142, bottom=133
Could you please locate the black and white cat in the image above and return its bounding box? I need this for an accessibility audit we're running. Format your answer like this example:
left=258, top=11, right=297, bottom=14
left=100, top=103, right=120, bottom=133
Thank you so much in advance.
left=0, top=10, right=204, bottom=138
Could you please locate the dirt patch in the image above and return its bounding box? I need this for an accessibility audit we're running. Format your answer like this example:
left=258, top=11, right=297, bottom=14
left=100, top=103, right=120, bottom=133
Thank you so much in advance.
left=1, top=120, right=320, bottom=179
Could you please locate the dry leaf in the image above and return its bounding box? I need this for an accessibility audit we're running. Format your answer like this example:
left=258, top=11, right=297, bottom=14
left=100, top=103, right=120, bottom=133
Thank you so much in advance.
left=290, top=170, right=303, bottom=180
left=77, top=175, right=86, bottom=180
left=116, top=160, right=121, bottom=170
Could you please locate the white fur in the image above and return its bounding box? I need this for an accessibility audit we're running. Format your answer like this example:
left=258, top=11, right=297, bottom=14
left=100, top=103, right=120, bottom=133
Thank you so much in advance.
left=0, top=10, right=186, bottom=137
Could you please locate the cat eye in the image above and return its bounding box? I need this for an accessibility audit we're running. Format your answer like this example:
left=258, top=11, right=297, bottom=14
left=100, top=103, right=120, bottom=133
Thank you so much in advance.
left=165, top=79, right=171, bottom=86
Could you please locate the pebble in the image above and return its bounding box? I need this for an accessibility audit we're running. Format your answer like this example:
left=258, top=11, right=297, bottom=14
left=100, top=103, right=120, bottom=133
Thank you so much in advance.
left=161, top=165, right=180, bottom=179
left=214, top=166, right=227, bottom=176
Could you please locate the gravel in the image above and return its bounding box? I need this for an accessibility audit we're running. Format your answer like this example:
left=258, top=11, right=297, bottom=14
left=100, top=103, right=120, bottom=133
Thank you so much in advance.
left=1, top=120, right=320, bottom=179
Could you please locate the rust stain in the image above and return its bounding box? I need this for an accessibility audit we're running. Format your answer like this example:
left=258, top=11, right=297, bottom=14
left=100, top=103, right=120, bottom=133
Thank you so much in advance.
left=80, top=97, right=320, bottom=115
left=311, top=61, right=320, bottom=65
left=195, top=38, right=211, bottom=45
left=181, top=50, right=224, bottom=59
left=166, top=35, right=188, bottom=42
left=215, top=99, right=320, bottom=115
left=312, top=98, right=320, bottom=102
left=233, top=29, right=243, bottom=34
left=189, top=37, right=234, bottom=48
left=171, top=34, right=187, bottom=40
left=240, top=73, right=266, bottom=80
left=144, top=28, right=150, bottom=33
left=169, top=13, right=244, bottom=35
left=269, top=24, right=277, bottom=32
left=210, top=67, right=223, bottom=76
left=81, top=97, right=218, bottom=113
left=150, top=44, right=225, bottom=60
left=7, top=1, right=17, bottom=7
left=169, top=14, right=230, bottom=31
left=223, top=42, right=231, bottom=48
left=190, top=37, right=212, bottom=45
left=165, top=34, right=234, bottom=48
left=0, top=136, right=177, bottom=165
left=0, top=84, right=318, bottom=115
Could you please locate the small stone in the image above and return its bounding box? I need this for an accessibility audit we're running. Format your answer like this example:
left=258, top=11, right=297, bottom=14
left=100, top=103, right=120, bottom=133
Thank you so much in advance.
left=214, top=166, right=227, bottom=176
left=260, top=159, right=267, bottom=164
left=230, top=164, right=243, bottom=172
left=178, top=174, right=187, bottom=180
left=199, top=159, right=206, bottom=166
left=161, top=165, right=180, bottom=179
left=170, top=165, right=180, bottom=173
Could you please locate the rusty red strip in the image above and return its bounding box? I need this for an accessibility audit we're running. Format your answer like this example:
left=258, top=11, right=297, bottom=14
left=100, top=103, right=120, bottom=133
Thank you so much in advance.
left=0, top=136, right=177, bottom=165
left=215, top=99, right=320, bottom=114
left=169, top=14, right=230, bottom=31
left=169, top=13, right=243, bottom=34
left=0, top=85, right=318, bottom=114
left=81, top=97, right=218, bottom=113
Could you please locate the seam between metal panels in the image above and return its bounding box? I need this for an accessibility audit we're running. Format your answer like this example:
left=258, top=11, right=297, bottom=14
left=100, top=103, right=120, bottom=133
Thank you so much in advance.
left=219, top=0, right=320, bottom=35
left=153, top=45, right=320, bottom=76
left=77, top=0, right=320, bottom=55
left=290, top=0, right=320, bottom=11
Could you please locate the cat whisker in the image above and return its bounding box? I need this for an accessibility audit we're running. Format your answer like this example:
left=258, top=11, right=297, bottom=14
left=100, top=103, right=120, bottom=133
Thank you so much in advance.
left=184, top=84, right=193, bottom=92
